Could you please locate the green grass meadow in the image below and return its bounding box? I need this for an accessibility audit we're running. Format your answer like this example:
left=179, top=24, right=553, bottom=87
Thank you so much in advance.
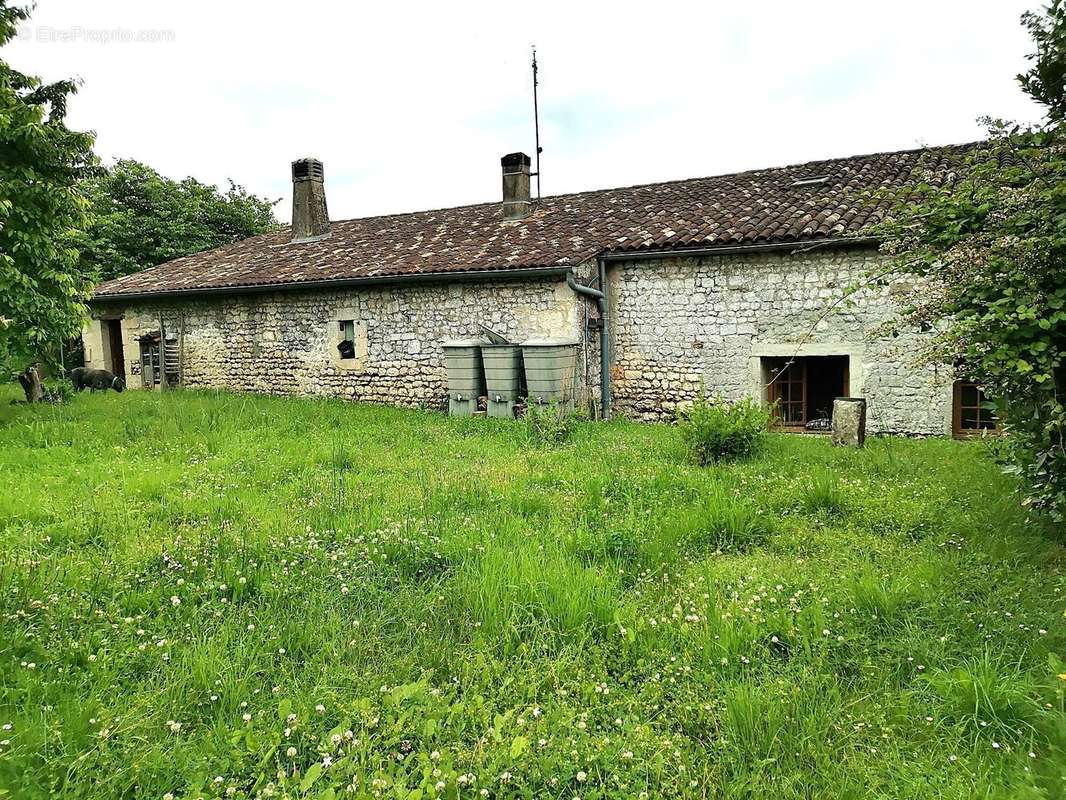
left=0, top=387, right=1063, bottom=799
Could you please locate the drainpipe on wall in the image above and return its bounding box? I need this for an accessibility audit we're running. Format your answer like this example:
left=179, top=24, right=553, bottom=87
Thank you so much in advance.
left=567, top=264, right=610, bottom=419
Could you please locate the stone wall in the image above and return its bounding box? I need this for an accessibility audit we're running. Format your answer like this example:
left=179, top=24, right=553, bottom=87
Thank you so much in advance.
left=84, top=248, right=956, bottom=434
left=608, top=247, right=954, bottom=434
left=85, top=275, right=590, bottom=409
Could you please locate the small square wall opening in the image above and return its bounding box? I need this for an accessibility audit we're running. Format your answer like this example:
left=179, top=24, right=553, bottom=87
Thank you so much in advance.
left=338, top=320, right=356, bottom=360
left=762, top=355, right=849, bottom=431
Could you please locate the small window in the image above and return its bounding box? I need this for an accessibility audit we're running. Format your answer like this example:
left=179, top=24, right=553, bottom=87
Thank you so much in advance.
left=953, top=381, right=999, bottom=436
left=337, top=320, right=356, bottom=360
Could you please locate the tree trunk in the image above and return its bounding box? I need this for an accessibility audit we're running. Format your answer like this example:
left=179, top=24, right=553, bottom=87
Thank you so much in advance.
left=18, top=366, right=44, bottom=403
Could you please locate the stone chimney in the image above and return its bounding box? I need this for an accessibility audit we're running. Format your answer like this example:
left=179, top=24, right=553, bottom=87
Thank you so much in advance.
left=291, top=157, right=330, bottom=242
left=501, top=152, right=531, bottom=220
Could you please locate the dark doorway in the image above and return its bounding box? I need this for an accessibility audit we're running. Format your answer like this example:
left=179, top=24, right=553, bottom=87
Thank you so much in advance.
left=105, top=319, right=125, bottom=381
left=764, top=355, right=849, bottom=430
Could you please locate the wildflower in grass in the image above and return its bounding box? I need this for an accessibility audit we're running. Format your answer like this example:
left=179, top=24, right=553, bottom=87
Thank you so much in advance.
left=322, top=755, right=332, bottom=767
left=286, top=747, right=297, bottom=758
left=242, top=713, right=251, bottom=722
left=170, top=596, right=180, bottom=606
left=167, top=720, right=182, bottom=733
left=315, top=704, right=325, bottom=713
left=576, top=771, right=587, bottom=782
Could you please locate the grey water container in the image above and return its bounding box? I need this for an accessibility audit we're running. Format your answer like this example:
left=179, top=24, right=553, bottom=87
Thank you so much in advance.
left=442, top=340, right=484, bottom=417
left=522, top=338, right=579, bottom=410
left=480, top=343, right=523, bottom=418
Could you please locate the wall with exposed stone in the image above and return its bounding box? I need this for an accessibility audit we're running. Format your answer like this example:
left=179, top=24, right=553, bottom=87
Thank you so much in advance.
left=85, top=247, right=955, bottom=434
left=608, top=247, right=954, bottom=434
left=85, top=275, right=591, bottom=409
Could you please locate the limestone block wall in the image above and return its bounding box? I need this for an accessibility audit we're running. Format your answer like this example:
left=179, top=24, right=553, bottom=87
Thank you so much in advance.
left=609, top=247, right=954, bottom=434
left=86, top=275, right=589, bottom=409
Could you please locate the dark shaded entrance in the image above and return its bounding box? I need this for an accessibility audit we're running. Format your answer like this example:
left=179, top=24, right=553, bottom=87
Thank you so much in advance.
left=105, top=319, right=125, bottom=381
left=764, top=355, right=849, bottom=430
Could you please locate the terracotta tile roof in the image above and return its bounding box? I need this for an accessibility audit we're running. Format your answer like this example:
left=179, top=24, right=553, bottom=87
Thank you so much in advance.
left=93, top=143, right=972, bottom=298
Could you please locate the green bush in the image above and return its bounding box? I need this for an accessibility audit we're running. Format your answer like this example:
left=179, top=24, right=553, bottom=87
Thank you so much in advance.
left=677, top=395, right=771, bottom=465
left=524, top=399, right=580, bottom=447
left=42, top=378, right=75, bottom=404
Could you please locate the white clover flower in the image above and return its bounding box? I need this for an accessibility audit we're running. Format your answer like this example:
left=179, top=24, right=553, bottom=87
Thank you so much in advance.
left=170, top=596, right=181, bottom=607
left=576, top=770, right=587, bottom=782
left=167, top=720, right=182, bottom=733
left=242, top=713, right=252, bottom=722
left=286, top=747, right=297, bottom=758
left=315, top=704, right=325, bottom=713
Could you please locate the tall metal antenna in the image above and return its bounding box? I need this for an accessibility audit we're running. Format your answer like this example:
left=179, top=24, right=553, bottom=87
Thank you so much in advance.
left=531, top=45, right=542, bottom=200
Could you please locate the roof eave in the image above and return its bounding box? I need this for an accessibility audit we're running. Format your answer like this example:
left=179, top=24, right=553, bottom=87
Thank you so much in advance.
left=90, top=265, right=577, bottom=303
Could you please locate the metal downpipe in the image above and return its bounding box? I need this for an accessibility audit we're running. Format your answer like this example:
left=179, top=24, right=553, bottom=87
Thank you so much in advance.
left=567, top=267, right=610, bottom=419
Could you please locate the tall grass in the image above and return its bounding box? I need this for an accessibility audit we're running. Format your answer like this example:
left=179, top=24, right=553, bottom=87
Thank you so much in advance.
left=0, top=386, right=1061, bottom=799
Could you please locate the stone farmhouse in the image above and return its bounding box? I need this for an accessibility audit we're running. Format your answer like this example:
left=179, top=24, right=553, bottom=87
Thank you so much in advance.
left=85, top=145, right=996, bottom=437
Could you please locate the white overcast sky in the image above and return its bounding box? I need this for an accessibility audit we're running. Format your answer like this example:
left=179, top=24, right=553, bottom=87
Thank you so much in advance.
left=8, top=1, right=1047, bottom=223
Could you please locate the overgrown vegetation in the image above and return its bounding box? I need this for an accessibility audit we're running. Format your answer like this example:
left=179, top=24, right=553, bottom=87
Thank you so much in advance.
left=0, top=388, right=1062, bottom=799
left=0, top=0, right=96, bottom=400
left=677, top=395, right=772, bottom=465
left=879, top=1, right=1066, bottom=520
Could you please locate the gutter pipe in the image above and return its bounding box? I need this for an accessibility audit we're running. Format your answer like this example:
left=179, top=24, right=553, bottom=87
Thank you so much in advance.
left=567, top=265, right=610, bottom=419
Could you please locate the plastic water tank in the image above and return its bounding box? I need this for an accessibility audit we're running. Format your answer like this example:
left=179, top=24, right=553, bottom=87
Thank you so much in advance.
left=441, top=340, right=484, bottom=416
left=521, top=338, right=579, bottom=410
left=480, top=343, right=523, bottom=418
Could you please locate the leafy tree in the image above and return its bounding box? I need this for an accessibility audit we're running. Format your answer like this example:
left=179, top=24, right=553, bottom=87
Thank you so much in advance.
left=0, top=1, right=96, bottom=401
left=879, top=2, right=1066, bottom=520
left=79, top=159, right=278, bottom=283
